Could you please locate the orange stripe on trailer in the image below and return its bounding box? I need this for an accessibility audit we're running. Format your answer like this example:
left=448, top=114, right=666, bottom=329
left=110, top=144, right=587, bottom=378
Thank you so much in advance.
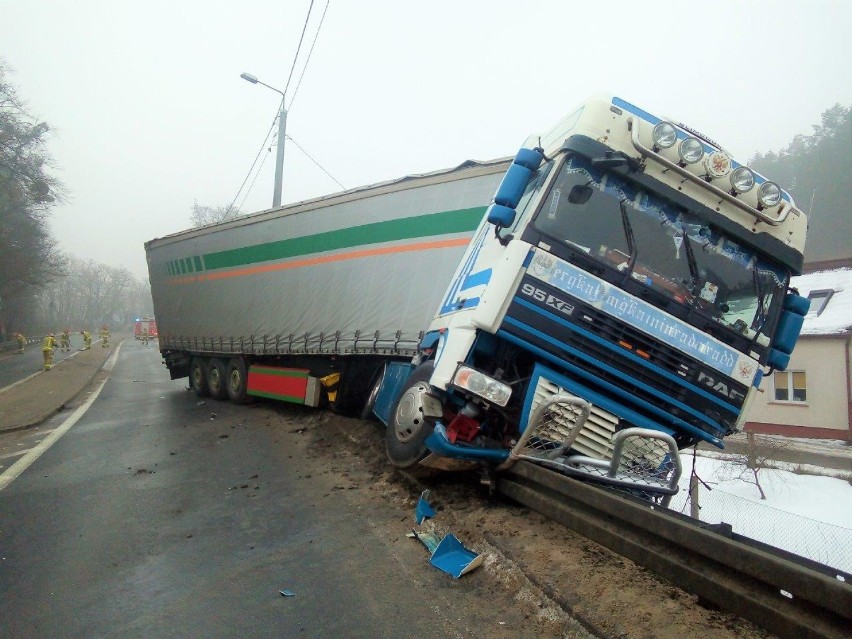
left=169, top=237, right=470, bottom=285
left=247, top=366, right=310, bottom=403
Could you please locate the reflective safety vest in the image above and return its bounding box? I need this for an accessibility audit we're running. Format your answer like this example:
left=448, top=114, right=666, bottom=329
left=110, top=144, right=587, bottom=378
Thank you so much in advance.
left=42, top=335, right=56, bottom=351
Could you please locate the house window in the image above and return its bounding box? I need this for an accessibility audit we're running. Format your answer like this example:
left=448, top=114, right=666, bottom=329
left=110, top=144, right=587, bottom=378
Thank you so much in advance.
left=773, top=370, right=807, bottom=402
left=806, top=289, right=834, bottom=317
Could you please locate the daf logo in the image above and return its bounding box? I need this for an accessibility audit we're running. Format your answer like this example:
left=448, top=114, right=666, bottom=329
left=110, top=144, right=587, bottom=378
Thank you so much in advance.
left=520, top=283, right=575, bottom=317
left=697, top=371, right=745, bottom=402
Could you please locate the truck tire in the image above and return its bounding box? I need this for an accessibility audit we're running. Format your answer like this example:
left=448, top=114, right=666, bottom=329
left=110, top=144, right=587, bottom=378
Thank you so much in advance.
left=360, top=363, right=387, bottom=421
left=385, top=362, right=437, bottom=469
left=190, top=357, right=210, bottom=397
left=207, top=358, right=228, bottom=400
left=226, top=357, right=249, bottom=404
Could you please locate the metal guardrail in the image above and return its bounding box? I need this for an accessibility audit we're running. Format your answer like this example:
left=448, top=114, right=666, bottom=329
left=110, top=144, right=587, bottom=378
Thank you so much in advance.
left=497, top=462, right=851, bottom=639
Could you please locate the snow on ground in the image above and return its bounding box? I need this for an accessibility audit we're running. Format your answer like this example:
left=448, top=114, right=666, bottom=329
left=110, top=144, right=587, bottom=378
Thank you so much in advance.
left=670, top=452, right=852, bottom=573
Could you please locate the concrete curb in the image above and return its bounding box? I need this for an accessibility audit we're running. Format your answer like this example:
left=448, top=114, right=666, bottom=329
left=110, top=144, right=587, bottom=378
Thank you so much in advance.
left=0, top=338, right=127, bottom=434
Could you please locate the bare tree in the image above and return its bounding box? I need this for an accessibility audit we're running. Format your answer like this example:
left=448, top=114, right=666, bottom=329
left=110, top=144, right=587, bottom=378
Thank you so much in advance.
left=190, top=201, right=239, bottom=227
left=0, top=59, right=66, bottom=337
left=716, top=433, right=791, bottom=500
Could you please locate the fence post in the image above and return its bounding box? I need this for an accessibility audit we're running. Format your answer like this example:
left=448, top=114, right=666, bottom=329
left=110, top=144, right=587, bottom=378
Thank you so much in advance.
left=689, top=474, right=700, bottom=520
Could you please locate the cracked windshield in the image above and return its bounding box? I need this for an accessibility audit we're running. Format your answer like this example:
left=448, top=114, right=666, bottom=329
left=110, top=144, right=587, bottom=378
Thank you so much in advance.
left=533, top=156, right=787, bottom=344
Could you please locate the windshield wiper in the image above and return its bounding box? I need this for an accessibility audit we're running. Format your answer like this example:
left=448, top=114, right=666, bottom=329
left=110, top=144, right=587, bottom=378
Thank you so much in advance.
left=751, top=267, right=768, bottom=332
left=619, top=199, right=637, bottom=282
left=680, top=225, right=702, bottom=307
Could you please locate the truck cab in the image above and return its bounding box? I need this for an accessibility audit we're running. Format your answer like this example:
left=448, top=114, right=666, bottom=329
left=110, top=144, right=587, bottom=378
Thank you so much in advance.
left=378, top=95, right=809, bottom=502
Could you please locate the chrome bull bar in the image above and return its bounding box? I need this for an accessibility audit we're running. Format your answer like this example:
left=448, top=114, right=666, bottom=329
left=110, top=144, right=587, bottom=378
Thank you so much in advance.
left=499, top=394, right=682, bottom=507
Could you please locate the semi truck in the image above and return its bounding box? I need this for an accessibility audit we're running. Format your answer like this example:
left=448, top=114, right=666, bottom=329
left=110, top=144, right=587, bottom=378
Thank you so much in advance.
left=146, top=94, right=809, bottom=503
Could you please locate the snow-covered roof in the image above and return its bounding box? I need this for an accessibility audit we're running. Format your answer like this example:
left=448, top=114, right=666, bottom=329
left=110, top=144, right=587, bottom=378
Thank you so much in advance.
left=791, top=268, right=852, bottom=336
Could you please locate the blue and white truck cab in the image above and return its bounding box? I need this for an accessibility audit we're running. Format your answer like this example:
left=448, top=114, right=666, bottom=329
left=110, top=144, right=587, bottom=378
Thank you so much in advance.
left=375, top=94, right=810, bottom=503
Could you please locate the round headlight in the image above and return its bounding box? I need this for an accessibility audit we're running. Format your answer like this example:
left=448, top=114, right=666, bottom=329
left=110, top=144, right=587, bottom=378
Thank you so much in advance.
left=730, top=166, right=755, bottom=194
left=757, top=181, right=782, bottom=208
left=678, top=137, right=704, bottom=164
left=652, top=122, right=678, bottom=149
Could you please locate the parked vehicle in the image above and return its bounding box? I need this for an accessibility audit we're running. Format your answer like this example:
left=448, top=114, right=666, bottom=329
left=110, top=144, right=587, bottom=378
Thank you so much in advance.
left=134, top=317, right=158, bottom=340
left=146, top=95, right=809, bottom=502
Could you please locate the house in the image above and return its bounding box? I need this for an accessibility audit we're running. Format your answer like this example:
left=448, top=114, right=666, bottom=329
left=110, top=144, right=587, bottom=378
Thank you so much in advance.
left=743, top=267, right=852, bottom=442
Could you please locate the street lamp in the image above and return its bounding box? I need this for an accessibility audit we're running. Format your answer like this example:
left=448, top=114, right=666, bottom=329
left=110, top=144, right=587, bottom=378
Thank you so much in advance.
left=240, top=72, right=287, bottom=208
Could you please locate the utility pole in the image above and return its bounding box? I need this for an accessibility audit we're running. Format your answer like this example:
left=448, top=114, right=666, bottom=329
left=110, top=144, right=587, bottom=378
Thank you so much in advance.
left=240, top=72, right=287, bottom=208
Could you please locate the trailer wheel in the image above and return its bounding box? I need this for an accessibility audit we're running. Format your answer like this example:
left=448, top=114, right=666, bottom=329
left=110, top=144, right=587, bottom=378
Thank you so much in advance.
left=226, top=357, right=249, bottom=404
left=190, top=357, right=210, bottom=397
left=207, top=358, right=228, bottom=400
left=385, top=362, right=437, bottom=469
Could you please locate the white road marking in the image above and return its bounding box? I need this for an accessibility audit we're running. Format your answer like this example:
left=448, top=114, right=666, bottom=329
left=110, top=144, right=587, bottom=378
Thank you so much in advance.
left=0, top=342, right=124, bottom=492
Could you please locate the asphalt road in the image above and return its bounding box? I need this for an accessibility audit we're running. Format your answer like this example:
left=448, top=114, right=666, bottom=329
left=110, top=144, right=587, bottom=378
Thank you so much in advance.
left=0, top=343, right=526, bottom=638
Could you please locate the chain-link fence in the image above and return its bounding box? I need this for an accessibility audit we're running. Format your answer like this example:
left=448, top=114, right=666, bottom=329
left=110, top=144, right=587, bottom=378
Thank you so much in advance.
left=667, top=486, right=852, bottom=574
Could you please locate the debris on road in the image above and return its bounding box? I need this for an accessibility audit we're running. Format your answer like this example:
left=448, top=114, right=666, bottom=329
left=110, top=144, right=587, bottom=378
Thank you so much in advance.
left=279, top=589, right=295, bottom=597
left=408, top=493, right=482, bottom=579
left=415, top=490, right=435, bottom=525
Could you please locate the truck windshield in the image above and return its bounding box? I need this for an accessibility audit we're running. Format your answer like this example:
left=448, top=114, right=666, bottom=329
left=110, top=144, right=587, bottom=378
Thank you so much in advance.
left=532, top=155, right=787, bottom=343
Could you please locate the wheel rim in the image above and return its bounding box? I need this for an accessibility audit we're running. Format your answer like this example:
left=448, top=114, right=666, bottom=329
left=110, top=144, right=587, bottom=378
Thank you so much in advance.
left=209, top=368, right=222, bottom=392
left=228, top=368, right=242, bottom=394
left=192, top=366, right=203, bottom=388
left=393, top=382, right=430, bottom=443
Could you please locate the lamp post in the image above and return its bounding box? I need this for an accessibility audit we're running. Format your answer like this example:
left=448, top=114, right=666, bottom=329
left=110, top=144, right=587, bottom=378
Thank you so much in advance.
left=240, top=72, right=287, bottom=208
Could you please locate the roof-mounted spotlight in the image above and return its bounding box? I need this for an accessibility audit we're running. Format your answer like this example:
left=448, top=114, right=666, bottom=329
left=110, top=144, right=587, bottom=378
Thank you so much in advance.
left=652, top=121, right=678, bottom=149
left=678, top=137, right=704, bottom=165
left=757, top=181, right=782, bottom=208
left=730, top=166, right=755, bottom=194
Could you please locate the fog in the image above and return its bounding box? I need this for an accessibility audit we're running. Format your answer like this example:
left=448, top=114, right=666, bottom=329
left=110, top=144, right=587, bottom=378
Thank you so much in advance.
left=2, top=0, right=850, bottom=280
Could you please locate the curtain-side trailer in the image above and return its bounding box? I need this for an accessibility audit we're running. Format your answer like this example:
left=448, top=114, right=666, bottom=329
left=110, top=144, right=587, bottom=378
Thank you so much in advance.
left=145, top=158, right=509, bottom=411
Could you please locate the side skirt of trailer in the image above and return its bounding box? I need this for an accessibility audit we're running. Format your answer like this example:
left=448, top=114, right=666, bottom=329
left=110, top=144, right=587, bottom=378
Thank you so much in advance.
left=246, top=365, right=323, bottom=407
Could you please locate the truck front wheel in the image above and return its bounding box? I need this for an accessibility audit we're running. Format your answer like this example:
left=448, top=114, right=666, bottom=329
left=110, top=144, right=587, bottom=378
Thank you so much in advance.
left=190, top=357, right=210, bottom=397
left=207, top=358, right=228, bottom=400
left=385, top=363, right=437, bottom=470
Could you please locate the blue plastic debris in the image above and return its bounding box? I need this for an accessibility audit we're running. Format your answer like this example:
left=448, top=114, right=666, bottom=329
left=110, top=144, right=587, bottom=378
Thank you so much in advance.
left=429, top=534, right=483, bottom=579
left=279, top=589, right=295, bottom=597
left=415, top=490, right=436, bottom=525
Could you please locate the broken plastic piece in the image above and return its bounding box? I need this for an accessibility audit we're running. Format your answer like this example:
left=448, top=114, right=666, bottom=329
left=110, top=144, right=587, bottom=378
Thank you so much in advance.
left=279, top=589, right=295, bottom=597
left=415, top=490, right=435, bottom=524
left=429, top=534, right=483, bottom=579
left=409, top=528, right=441, bottom=553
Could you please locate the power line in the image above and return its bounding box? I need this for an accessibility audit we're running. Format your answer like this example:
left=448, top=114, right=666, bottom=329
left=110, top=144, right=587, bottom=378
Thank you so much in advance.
left=282, top=0, right=316, bottom=99
left=288, top=0, right=331, bottom=111
left=286, top=134, right=346, bottom=190
left=224, top=105, right=279, bottom=216
left=229, top=0, right=328, bottom=213
left=239, top=142, right=272, bottom=211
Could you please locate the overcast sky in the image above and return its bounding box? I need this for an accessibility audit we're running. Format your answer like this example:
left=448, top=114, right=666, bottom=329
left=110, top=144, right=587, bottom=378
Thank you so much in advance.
left=2, top=0, right=850, bottom=280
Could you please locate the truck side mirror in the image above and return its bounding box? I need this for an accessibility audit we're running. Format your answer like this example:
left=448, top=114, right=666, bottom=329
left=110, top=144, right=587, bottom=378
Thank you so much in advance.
left=487, top=204, right=516, bottom=228
left=767, top=292, right=810, bottom=371
left=489, top=147, right=545, bottom=246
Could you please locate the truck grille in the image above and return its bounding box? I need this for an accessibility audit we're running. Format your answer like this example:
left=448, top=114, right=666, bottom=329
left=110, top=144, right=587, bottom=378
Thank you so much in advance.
left=530, top=377, right=619, bottom=460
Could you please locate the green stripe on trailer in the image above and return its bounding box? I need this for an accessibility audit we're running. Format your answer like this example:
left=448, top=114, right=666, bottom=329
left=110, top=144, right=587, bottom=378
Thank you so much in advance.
left=201, top=207, right=485, bottom=272
left=249, top=367, right=309, bottom=378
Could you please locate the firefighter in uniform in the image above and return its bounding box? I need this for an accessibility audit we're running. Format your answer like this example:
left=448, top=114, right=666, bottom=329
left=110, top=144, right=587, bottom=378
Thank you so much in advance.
left=60, top=328, right=72, bottom=352
left=42, top=333, right=57, bottom=370
left=141, top=327, right=149, bottom=345
left=100, top=325, right=110, bottom=348
left=15, top=332, right=26, bottom=354
left=81, top=330, right=92, bottom=350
